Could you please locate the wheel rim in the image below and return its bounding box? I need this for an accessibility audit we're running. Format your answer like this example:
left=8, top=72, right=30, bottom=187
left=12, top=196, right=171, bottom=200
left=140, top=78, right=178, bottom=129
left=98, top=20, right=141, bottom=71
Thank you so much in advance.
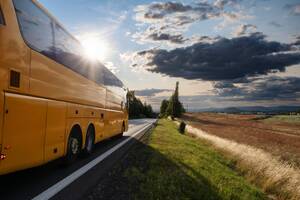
left=70, top=137, right=79, bottom=154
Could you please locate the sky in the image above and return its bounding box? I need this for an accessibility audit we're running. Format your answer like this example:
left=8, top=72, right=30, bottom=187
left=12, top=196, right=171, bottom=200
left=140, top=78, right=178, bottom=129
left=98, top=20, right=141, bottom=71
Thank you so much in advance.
left=38, top=0, right=300, bottom=111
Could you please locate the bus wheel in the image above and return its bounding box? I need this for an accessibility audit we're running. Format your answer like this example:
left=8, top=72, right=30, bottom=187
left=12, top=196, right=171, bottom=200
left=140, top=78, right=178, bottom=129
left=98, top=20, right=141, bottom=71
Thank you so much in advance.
left=64, top=129, right=82, bottom=165
left=84, top=126, right=95, bottom=155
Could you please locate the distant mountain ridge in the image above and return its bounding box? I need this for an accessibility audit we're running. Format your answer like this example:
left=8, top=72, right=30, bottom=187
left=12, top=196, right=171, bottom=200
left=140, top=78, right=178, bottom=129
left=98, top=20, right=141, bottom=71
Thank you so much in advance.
left=192, top=106, right=300, bottom=113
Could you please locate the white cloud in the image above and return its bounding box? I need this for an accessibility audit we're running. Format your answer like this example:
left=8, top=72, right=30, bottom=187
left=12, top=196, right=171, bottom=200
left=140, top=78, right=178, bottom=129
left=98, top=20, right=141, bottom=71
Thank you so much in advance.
left=133, top=1, right=248, bottom=46
left=233, top=24, right=257, bottom=36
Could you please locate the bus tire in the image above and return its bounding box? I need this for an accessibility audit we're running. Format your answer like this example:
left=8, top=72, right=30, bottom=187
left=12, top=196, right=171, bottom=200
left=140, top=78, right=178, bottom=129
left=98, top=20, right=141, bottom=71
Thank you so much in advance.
left=84, top=125, right=95, bottom=155
left=64, top=127, right=82, bottom=165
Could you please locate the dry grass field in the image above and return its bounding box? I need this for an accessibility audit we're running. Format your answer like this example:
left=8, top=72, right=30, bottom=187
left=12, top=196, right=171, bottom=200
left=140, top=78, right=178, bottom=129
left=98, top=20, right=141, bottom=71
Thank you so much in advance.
left=181, top=113, right=300, bottom=199
left=182, top=113, right=300, bottom=167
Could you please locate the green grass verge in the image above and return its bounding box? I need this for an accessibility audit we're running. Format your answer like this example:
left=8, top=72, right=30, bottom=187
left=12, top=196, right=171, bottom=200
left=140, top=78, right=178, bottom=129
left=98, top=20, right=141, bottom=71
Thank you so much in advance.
left=263, top=115, right=300, bottom=123
left=124, top=119, right=266, bottom=200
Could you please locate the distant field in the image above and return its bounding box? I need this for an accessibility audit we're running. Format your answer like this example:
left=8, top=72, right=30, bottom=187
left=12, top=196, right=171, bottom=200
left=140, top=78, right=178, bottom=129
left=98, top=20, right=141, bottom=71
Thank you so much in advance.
left=182, top=113, right=300, bottom=167
left=263, top=115, right=300, bottom=123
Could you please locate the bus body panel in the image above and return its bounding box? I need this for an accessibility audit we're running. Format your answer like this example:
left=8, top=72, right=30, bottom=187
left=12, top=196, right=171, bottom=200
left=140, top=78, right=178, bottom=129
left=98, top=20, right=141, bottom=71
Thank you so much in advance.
left=0, top=91, right=3, bottom=146
left=1, top=93, right=47, bottom=175
left=107, top=110, right=125, bottom=138
left=44, top=100, right=67, bottom=162
left=104, top=111, right=117, bottom=138
left=94, top=115, right=105, bottom=143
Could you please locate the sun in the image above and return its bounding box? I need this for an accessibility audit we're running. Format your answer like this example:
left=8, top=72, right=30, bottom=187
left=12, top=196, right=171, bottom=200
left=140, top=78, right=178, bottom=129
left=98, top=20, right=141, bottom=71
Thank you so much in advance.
left=81, top=35, right=109, bottom=61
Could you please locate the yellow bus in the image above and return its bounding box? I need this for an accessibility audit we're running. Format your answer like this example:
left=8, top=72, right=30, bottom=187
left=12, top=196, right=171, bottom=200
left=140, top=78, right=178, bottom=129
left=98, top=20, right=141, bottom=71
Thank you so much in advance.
left=0, top=0, right=128, bottom=175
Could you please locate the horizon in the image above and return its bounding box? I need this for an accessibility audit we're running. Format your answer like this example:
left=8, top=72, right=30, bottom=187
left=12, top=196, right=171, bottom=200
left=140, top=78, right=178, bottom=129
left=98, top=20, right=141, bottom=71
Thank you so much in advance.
left=185, top=105, right=300, bottom=112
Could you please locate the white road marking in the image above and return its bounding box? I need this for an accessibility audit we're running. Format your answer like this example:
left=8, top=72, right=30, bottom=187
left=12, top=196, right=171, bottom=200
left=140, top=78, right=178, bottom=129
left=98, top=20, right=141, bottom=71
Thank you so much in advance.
left=32, top=120, right=155, bottom=200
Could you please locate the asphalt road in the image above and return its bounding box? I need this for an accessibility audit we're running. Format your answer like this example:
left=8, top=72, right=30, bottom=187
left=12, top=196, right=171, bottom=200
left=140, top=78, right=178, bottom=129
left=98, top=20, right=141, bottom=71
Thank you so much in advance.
left=0, top=119, right=156, bottom=200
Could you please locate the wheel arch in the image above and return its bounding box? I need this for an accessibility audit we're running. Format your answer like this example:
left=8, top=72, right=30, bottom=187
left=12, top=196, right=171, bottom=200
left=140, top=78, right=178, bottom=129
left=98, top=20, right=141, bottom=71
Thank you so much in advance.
left=87, top=122, right=96, bottom=133
left=66, top=123, right=83, bottom=153
left=84, top=122, right=95, bottom=147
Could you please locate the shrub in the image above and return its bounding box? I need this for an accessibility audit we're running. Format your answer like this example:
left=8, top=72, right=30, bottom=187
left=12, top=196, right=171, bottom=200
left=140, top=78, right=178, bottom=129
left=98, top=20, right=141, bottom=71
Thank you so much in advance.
left=178, top=121, right=186, bottom=134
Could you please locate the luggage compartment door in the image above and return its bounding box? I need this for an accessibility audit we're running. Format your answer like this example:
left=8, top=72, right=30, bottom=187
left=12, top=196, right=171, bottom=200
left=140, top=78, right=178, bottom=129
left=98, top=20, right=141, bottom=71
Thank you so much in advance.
left=1, top=93, right=47, bottom=173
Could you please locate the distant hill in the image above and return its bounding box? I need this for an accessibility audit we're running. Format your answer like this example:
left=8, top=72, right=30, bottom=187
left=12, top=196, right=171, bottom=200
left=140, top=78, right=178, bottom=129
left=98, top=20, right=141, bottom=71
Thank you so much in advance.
left=193, top=106, right=300, bottom=114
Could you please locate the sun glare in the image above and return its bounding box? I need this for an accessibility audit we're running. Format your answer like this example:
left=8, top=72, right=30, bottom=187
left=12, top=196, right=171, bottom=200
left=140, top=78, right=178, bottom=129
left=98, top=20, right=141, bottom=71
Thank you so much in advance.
left=81, top=35, right=109, bottom=61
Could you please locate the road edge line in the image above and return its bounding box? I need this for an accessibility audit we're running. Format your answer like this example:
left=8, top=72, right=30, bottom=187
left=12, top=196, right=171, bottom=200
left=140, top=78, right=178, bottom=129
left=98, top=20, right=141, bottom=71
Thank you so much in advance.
left=32, top=122, right=155, bottom=200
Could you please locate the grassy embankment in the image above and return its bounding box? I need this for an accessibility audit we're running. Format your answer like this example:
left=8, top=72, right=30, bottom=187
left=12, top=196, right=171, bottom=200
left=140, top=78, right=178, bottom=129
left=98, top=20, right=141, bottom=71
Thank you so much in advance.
left=86, top=119, right=265, bottom=200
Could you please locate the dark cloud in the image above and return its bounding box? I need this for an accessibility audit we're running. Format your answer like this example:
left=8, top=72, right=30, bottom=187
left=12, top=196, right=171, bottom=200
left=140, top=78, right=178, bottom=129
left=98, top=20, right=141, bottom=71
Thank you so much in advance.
left=191, top=35, right=222, bottom=44
left=247, top=76, right=300, bottom=100
left=134, top=27, right=221, bottom=45
left=215, top=76, right=300, bottom=101
left=137, top=1, right=239, bottom=23
left=145, top=33, right=219, bottom=45
left=174, top=15, right=199, bottom=26
left=135, top=33, right=300, bottom=81
left=143, top=1, right=216, bottom=18
left=135, top=88, right=172, bottom=97
left=136, top=1, right=222, bottom=29
left=213, top=81, right=243, bottom=97
left=147, top=32, right=186, bottom=44
left=214, top=81, right=235, bottom=89
left=144, top=12, right=164, bottom=19
left=294, top=35, right=300, bottom=45
left=269, top=21, right=282, bottom=28
left=284, top=3, right=300, bottom=16
left=147, top=2, right=193, bottom=13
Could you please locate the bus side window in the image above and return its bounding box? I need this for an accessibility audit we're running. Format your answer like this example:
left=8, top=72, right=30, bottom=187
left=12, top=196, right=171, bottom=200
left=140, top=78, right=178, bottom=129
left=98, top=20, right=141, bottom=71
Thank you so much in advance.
left=13, top=0, right=55, bottom=59
left=0, top=7, right=5, bottom=25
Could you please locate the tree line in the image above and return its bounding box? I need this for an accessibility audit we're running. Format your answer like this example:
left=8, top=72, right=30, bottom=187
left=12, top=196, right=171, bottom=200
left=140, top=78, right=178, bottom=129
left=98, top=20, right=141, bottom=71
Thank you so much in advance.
left=126, top=82, right=185, bottom=119
left=126, top=91, right=156, bottom=119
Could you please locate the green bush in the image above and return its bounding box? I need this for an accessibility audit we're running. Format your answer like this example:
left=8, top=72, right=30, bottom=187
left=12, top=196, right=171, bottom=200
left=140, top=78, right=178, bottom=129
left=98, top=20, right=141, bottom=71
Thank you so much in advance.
left=178, top=121, right=186, bottom=134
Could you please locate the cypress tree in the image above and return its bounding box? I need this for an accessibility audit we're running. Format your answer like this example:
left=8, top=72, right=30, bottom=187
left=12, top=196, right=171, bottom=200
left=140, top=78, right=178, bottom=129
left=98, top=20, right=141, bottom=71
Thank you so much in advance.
left=166, top=82, right=184, bottom=118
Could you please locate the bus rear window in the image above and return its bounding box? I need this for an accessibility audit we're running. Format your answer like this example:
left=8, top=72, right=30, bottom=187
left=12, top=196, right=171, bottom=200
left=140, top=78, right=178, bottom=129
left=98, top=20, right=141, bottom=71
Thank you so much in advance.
left=0, top=7, right=4, bottom=25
